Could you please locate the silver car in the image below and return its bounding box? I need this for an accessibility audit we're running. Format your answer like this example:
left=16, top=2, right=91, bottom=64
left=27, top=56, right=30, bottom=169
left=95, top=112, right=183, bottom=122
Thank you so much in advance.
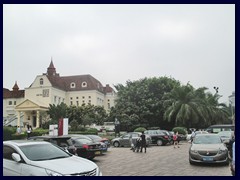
left=111, top=132, right=151, bottom=147
left=3, top=140, right=102, bottom=176
left=189, top=134, right=228, bottom=165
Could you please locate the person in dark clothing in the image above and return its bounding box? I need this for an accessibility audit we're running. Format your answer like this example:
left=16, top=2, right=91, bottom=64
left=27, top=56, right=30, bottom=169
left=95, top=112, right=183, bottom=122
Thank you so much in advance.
left=140, top=131, right=146, bottom=153
left=133, top=137, right=142, bottom=152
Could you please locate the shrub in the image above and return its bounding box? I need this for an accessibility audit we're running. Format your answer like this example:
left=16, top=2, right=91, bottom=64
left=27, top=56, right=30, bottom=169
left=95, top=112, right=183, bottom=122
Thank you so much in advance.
left=134, top=127, right=147, bottom=133
left=3, top=126, right=16, bottom=141
left=172, top=127, right=187, bottom=135
left=11, top=133, right=27, bottom=140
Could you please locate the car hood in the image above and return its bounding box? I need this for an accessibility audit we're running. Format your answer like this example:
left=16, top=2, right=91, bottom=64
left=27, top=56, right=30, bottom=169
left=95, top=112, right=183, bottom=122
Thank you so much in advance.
left=191, top=143, right=226, bottom=150
left=30, top=156, right=98, bottom=175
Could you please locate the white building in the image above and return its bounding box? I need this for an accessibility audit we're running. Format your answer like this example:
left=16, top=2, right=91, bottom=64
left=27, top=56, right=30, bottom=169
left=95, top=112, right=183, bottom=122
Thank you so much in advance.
left=3, top=60, right=117, bottom=129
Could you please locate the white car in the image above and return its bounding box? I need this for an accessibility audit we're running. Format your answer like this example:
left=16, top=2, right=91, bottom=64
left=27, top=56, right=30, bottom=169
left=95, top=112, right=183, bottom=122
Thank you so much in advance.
left=3, top=140, right=102, bottom=176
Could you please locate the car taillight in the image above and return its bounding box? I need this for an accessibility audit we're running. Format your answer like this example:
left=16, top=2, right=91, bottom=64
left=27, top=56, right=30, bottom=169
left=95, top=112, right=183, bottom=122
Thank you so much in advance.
left=164, top=135, right=169, bottom=139
left=83, top=144, right=89, bottom=149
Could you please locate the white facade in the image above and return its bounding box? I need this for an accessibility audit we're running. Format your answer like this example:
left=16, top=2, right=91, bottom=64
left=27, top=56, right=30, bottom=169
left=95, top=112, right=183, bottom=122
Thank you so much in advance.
left=3, top=61, right=117, bottom=128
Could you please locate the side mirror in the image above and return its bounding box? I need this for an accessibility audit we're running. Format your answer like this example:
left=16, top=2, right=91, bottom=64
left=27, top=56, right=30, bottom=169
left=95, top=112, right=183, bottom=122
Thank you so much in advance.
left=12, top=153, right=21, bottom=162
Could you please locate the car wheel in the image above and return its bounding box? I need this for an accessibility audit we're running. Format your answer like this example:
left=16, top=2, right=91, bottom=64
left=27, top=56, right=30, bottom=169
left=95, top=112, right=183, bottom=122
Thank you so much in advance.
left=156, top=139, right=163, bottom=146
left=113, top=141, right=120, bottom=147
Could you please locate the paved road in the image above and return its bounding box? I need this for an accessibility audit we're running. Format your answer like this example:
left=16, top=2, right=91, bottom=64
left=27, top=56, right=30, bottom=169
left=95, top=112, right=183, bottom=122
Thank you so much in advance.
left=93, top=141, right=231, bottom=176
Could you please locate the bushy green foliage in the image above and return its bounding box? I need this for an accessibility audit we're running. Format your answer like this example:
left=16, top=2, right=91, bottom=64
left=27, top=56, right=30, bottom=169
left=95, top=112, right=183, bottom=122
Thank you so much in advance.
left=11, top=133, right=27, bottom=140
left=172, top=127, right=187, bottom=135
left=69, top=128, right=98, bottom=135
left=3, top=126, right=16, bottom=141
left=134, top=127, right=147, bottom=132
left=31, top=128, right=49, bottom=136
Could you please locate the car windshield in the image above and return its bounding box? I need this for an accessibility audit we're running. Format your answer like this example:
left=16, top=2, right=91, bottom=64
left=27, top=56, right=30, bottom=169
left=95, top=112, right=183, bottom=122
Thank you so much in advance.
left=19, top=143, right=71, bottom=161
left=193, top=135, right=222, bottom=144
left=88, top=135, right=101, bottom=140
left=217, top=131, right=232, bottom=137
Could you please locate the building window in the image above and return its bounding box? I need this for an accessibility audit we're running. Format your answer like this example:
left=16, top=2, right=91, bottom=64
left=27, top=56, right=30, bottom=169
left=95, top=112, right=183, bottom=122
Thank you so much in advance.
left=14, top=101, right=16, bottom=105
left=89, top=96, right=91, bottom=99
left=82, top=96, right=85, bottom=99
left=70, top=82, right=76, bottom=88
left=70, top=97, right=73, bottom=100
left=108, top=99, right=110, bottom=102
left=40, top=78, right=44, bottom=85
left=88, top=100, right=91, bottom=104
left=82, top=100, right=85, bottom=104
left=76, top=101, right=79, bottom=106
left=108, top=103, right=110, bottom=109
left=82, top=82, right=87, bottom=87
left=43, top=89, right=49, bottom=97
left=54, top=96, right=57, bottom=103
left=8, top=101, right=12, bottom=105
left=58, top=97, right=61, bottom=104
left=76, top=97, right=79, bottom=99
left=70, top=101, right=73, bottom=105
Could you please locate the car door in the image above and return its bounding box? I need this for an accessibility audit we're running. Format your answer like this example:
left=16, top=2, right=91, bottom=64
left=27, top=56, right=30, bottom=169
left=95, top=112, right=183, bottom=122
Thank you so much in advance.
left=121, top=134, right=131, bottom=146
left=3, top=145, right=22, bottom=176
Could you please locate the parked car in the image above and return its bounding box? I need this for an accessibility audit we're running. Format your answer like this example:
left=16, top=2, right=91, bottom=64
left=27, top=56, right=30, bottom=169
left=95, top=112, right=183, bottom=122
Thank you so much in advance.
left=111, top=132, right=151, bottom=147
left=144, top=130, right=170, bottom=146
left=28, top=135, right=77, bottom=155
left=70, top=137, right=102, bottom=160
left=205, top=124, right=235, bottom=133
left=3, top=140, right=102, bottom=176
left=217, top=131, right=233, bottom=142
left=85, top=135, right=111, bottom=148
left=69, top=134, right=108, bottom=154
left=189, top=134, right=228, bottom=165
left=187, top=131, right=209, bottom=142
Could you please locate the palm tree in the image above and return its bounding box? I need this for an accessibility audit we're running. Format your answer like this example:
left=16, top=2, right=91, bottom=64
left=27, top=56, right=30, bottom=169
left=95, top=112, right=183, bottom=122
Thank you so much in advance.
left=163, top=84, right=205, bottom=129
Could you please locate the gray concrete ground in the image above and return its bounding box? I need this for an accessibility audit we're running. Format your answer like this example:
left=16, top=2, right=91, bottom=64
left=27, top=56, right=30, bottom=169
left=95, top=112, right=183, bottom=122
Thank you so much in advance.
left=93, top=141, right=231, bottom=176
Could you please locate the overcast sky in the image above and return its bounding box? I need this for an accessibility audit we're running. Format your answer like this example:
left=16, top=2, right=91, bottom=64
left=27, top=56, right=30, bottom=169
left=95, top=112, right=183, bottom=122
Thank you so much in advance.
left=3, top=4, right=235, bottom=103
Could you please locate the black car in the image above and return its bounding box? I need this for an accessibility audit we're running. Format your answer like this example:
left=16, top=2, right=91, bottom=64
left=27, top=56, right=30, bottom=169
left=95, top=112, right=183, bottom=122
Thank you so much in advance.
left=69, top=134, right=108, bottom=154
left=28, top=135, right=77, bottom=155
left=144, top=130, right=171, bottom=146
left=70, top=137, right=101, bottom=160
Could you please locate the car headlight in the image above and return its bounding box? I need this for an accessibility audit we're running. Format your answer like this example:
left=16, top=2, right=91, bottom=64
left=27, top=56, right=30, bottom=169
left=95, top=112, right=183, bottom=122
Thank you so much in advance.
left=190, top=149, right=198, bottom=154
left=45, top=169, right=63, bottom=176
left=219, top=149, right=228, bottom=154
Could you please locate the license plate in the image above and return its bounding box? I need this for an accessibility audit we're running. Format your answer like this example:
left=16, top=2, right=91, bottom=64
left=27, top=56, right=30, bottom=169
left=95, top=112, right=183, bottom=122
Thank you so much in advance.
left=95, top=151, right=101, bottom=155
left=203, top=157, right=213, bottom=161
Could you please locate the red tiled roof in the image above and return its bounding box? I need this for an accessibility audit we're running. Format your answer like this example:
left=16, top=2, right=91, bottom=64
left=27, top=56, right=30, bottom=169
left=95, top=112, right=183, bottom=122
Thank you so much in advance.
left=47, top=74, right=107, bottom=93
left=3, top=88, right=25, bottom=99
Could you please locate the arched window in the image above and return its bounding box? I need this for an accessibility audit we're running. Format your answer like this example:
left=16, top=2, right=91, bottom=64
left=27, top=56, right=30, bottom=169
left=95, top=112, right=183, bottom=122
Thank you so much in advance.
left=70, top=82, right=76, bottom=88
left=40, top=78, right=44, bottom=85
left=82, top=81, right=87, bottom=87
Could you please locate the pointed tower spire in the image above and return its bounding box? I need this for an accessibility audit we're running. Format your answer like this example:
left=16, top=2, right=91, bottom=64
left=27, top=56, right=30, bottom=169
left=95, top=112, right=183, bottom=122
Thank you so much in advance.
left=12, top=81, right=19, bottom=91
left=47, top=57, right=56, bottom=76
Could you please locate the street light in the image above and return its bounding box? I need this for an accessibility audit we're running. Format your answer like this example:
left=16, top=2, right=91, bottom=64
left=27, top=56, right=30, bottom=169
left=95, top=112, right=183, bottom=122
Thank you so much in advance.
left=213, top=86, right=219, bottom=94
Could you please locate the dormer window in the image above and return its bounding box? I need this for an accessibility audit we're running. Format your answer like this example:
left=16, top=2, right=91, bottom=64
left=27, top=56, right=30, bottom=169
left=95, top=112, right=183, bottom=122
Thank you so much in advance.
left=40, top=78, right=44, bottom=85
left=82, top=82, right=87, bottom=88
left=70, top=82, right=76, bottom=88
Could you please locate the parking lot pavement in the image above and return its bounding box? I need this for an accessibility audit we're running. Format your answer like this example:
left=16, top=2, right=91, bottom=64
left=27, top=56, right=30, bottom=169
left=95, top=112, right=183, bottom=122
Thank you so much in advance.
left=93, top=141, right=231, bottom=176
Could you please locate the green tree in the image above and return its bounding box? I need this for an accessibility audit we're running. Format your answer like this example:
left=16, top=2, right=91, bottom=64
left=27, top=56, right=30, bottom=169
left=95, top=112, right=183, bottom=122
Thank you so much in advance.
left=114, top=77, right=180, bottom=129
left=163, top=84, right=204, bottom=129
left=47, top=103, right=68, bottom=123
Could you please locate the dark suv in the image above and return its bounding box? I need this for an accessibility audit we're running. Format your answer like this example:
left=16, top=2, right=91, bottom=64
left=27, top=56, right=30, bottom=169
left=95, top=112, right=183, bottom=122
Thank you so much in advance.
left=28, top=135, right=77, bottom=155
left=144, top=130, right=171, bottom=146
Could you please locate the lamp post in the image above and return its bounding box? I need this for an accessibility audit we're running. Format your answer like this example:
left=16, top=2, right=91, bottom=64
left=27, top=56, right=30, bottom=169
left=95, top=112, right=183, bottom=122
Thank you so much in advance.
left=213, top=86, right=219, bottom=94
left=229, top=92, right=235, bottom=125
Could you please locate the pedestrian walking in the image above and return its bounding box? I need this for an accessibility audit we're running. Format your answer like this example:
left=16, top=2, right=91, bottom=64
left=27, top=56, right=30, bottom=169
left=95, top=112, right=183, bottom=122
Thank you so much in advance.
left=173, top=131, right=180, bottom=148
left=16, top=126, right=21, bottom=134
left=26, top=125, right=32, bottom=138
left=140, top=131, right=147, bottom=153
